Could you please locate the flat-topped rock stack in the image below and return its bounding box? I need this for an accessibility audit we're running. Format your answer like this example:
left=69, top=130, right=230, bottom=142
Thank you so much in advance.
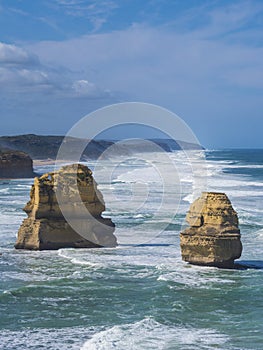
left=180, top=192, right=242, bottom=268
left=15, top=164, right=117, bottom=250
left=0, top=149, right=35, bottom=178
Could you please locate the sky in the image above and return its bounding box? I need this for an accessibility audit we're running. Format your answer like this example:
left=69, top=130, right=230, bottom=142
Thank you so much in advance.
left=0, top=0, right=263, bottom=148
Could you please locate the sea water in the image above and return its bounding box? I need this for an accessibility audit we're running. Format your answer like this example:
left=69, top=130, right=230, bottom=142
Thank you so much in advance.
left=0, top=150, right=262, bottom=350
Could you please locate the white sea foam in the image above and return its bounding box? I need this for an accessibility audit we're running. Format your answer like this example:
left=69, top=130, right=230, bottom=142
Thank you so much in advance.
left=80, top=317, right=229, bottom=350
left=0, top=327, right=95, bottom=350
left=70, top=259, right=102, bottom=268
left=56, top=246, right=239, bottom=287
left=157, top=268, right=235, bottom=288
left=0, top=188, right=10, bottom=193
left=0, top=212, right=25, bottom=224
left=217, top=164, right=263, bottom=169
left=58, top=249, right=108, bottom=270
left=254, top=229, right=263, bottom=239
left=116, top=168, right=163, bottom=184
left=209, top=178, right=263, bottom=188
left=182, top=193, right=194, bottom=203
left=15, top=184, right=32, bottom=189
left=57, top=244, right=179, bottom=272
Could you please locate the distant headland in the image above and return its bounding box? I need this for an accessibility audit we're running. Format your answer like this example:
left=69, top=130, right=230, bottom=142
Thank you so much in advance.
left=0, top=134, right=204, bottom=161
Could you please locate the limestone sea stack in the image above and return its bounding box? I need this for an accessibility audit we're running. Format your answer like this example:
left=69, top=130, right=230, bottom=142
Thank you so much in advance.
left=0, top=149, right=35, bottom=178
left=180, top=192, right=242, bottom=268
left=15, top=164, right=117, bottom=250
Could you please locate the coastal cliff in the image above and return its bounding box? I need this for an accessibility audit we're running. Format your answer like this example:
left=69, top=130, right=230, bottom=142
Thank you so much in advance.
left=180, top=192, right=242, bottom=268
left=0, top=134, right=203, bottom=160
left=0, top=149, right=35, bottom=178
left=15, top=164, right=117, bottom=250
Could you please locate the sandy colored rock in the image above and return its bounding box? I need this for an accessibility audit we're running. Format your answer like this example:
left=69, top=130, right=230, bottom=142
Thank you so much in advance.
left=180, top=192, right=242, bottom=268
left=15, top=164, right=117, bottom=250
left=0, top=149, right=35, bottom=178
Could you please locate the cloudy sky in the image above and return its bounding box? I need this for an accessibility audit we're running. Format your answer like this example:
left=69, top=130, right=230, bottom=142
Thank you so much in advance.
left=0, top=0, right=262, bottom=148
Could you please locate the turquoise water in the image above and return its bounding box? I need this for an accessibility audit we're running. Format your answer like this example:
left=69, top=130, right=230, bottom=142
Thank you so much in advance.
left=0, top=150, right=262, bottom=349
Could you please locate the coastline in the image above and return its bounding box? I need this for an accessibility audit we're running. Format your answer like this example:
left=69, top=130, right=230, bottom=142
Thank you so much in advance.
left=33, top=159, right=74, bottom=166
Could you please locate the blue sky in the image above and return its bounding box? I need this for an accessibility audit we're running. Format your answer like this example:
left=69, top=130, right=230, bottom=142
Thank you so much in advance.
left=0, top=0, right=263, bottom=148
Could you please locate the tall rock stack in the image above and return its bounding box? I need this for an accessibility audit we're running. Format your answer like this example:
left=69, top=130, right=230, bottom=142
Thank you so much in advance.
left=15, top=164, right=117, bottom=250
left=180, top=192, right=242, bottom=268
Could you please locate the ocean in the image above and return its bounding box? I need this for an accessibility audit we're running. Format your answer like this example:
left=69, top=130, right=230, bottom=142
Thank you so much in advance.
left=0, top=149, right=262, bottom=350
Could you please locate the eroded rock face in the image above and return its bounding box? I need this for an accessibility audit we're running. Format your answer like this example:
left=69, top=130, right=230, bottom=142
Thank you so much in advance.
left=0, top=149, right=35, bottom=178
left=180, top=192, right=242, bottom=268
left=15, top=164, right=117, bottom=250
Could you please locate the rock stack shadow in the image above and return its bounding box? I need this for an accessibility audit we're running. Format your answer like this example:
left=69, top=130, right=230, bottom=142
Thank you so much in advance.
left=234, top=260, right=263, bottom=270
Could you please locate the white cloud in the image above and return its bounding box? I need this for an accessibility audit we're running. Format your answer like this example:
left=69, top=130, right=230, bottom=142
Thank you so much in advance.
left=0, top=42, right=38, bottom=66
left=0, top=66, right=55, bottom=94
left=0, top=67, right=47, bottom=85
left=21, top=1, right=263, bottom=148
left=0, top=41, right=108, bottom=97
left=54, top=0, right=118, bottom=31
left=206, top=1, right=262, bottom=36
left=0, top=43, right=54, bottom=92
left=19, top=69, right=49, bottom=85
left=72, top=79, right=96, bottom=94
left=27, top=21, right=263, bottom=96
left=1, top=0, right=263, bottom=146
left=72, top=79, right=110, bottom=98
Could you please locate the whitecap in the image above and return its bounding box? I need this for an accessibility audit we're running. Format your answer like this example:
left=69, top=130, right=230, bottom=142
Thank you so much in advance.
left=182, top=193, right=194, bottom=203
left=157, top=269, right=234, bottom=289
left=70, top=258, right=102, bottom=268
left=0, top=327, right=96, bottom=350
left=80, top=317, right=229, bottom=350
